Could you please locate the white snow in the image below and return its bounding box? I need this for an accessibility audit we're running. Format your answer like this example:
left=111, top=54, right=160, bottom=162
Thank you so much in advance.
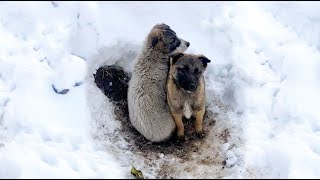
left=1, top=1, right=320, bottom=179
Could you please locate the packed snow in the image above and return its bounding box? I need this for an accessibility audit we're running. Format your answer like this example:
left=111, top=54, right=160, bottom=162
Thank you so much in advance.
left=1, top=1, right=320, bottom=178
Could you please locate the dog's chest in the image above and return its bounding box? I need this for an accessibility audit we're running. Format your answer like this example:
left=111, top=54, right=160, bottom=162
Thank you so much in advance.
left=183, top=101, right=192, bottom=119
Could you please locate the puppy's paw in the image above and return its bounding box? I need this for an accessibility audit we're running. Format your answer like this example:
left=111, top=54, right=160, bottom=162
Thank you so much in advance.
left=195, top=131, right=205, bottom=139
left=176, top=135, right=186, bottom=143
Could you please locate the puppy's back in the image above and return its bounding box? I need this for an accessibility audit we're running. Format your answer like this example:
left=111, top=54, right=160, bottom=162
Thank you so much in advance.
left=128, top=56, right=175, bottom=142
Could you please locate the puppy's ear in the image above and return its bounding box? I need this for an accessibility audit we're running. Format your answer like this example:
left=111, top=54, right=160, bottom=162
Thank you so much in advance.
left=170, top=52, right=184, bottom=65
left=198, top=55, right=211, bottom=68
left=154, top=23, right=170, bottom=30
left=151, top=36, right=158, bottom=47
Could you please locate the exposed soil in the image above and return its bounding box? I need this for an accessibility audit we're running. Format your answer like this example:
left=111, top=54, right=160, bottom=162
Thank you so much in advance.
left=93, top=65, right=236, bottom=178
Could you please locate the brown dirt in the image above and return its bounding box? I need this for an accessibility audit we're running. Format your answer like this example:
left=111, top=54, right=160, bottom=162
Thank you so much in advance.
left=93, top=65, right=236, bottom=179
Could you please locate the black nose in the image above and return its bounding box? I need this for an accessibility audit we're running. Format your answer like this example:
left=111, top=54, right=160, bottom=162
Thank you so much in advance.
left=189, top=83, right=196, bottom=90
left=185, top=41, right=190, bottom=47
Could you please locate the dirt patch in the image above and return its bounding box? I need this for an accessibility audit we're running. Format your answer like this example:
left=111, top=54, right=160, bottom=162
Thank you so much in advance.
left=113, top=100, right=216, bottom=160
left=93, top=65, right=239, bottom=178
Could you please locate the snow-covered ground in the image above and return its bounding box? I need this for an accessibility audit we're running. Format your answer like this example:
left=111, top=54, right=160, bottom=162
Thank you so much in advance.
left=1, top=1, right=320, bottom=178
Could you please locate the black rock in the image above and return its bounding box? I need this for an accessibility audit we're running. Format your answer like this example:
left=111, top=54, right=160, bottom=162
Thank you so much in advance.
left=94, top=65, right=130, bottom=102
left=52, top=84, right=69, bottom=95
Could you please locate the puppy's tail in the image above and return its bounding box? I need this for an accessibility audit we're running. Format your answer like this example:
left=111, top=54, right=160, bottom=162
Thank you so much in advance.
left=94, top=65, right=131, bottom=102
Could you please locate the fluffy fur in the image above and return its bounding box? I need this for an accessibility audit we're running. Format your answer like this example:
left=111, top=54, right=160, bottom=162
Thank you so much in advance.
left=128, top=23, right=190, bottom=142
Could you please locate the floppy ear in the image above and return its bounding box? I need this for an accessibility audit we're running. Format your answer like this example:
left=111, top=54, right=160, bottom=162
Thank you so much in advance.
left=170, top=52, right=184, bottom=65
left=198, top=55, right=211, bottom=68
left=151, top=36, right=158, bottom=47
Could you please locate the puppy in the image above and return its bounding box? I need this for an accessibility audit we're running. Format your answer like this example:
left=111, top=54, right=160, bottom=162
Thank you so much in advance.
left=128, top=23, right=190, bottom=142
left=166, top=52, right=211, bottom=140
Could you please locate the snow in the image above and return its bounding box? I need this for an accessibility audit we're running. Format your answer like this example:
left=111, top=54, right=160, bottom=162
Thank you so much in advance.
left=1, top=1, right=320, bottom=179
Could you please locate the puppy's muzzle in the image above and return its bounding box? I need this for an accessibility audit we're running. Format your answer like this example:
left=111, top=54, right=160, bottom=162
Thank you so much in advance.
left=172, top=38, right=190, bottom=54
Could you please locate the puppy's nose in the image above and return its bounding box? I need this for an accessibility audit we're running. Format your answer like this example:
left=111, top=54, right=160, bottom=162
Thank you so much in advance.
left=189, top=83, right=196, bottom=90
left=185, top=41, right=190, bottom=47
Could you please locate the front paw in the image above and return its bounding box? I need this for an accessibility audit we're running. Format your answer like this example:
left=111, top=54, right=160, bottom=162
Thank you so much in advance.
left=176, top=135, right=186, bottom=142
left=195, top=131, right=205, bottom=139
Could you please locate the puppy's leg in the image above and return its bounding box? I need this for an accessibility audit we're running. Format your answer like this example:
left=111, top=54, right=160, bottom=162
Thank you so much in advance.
left=171, top=112, right=185, bottom=140
left=194, top=107, right=205, bottom=138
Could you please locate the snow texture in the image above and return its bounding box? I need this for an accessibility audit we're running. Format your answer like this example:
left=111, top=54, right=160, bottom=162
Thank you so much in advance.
left=1, top=1, right=320, bottom=179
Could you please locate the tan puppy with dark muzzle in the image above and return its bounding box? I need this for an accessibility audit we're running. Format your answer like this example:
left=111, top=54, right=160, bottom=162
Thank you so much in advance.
left=166, top=52, right=211, bottom=140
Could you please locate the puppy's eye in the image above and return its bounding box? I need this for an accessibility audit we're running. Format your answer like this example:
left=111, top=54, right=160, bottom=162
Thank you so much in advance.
left=181, top=66, right=189, bottom=72
left=194, top=68, right=199, bottom=74
left=175, top=39, right=181, bottom=47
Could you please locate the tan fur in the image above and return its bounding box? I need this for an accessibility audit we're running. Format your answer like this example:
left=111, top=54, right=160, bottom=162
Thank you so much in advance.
left=166, top=53, right=210, bottom=139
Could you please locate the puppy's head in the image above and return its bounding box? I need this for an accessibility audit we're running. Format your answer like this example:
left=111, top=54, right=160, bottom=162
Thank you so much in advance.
left=169, top=52, right=211, bottom=92
left=146, top=23, right=190, bottom=54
